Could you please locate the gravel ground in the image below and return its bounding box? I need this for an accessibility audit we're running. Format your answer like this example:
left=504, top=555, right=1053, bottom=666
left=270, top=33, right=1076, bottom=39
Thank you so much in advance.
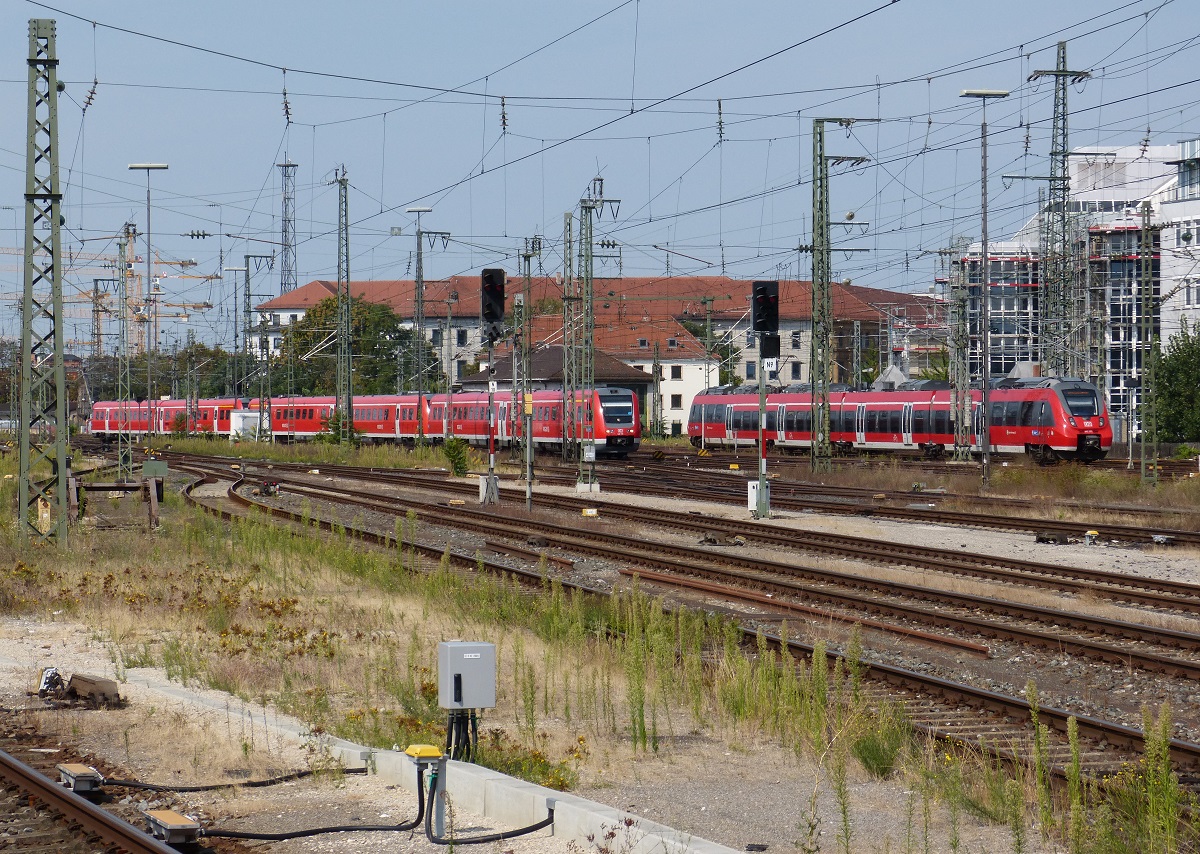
left=6, top=473, right=1199, bottom=853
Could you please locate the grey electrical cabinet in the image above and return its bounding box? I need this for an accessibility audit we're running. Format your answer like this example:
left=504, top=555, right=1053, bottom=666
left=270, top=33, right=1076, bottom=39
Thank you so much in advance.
left=437, top=641, right=497, bottom=709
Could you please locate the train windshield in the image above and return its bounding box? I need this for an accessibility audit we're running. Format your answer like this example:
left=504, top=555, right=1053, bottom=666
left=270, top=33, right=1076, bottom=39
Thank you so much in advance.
left=600, top=398, right=635, bottom=425
left=1061, top=387, right=1101, bottom=418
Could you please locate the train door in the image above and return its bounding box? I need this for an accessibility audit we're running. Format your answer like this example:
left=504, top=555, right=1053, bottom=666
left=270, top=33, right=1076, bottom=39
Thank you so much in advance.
left=901, top=403, right=914, bottom=446
left=725, top=405, right=736, bottom=448
left=973, top=402, right=986, bottom=451
left=498, top=403, right=509, bottom=442
left=855, top=403, right=866, bottom=445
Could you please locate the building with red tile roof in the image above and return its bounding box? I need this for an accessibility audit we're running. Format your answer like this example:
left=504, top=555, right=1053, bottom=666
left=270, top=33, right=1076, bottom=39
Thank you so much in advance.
left=256, top=275, right=944, bottom=420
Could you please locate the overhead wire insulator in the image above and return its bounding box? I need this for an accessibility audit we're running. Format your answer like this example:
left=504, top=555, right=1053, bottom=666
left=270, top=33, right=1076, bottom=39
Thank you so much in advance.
left=82, top=79, right=98, bottom=113
left=500, top=96, right=507, bottom=134
left=282, top=68, right=292, bottom=125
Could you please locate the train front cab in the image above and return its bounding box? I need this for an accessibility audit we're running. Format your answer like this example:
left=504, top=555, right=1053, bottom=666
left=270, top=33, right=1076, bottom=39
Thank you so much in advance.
left=596, top=387, right=640, bottom=456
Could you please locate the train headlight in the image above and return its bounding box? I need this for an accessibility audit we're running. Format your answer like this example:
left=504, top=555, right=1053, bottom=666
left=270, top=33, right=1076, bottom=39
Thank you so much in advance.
left=1099, top=417, right=1105, bottom=427
left=1068, top=416, right=1077, bottom=427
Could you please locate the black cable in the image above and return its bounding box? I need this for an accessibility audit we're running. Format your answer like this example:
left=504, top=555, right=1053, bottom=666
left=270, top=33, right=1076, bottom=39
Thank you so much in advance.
left=202, top=762, right=424, bottom=841
left=103, top=766, right=366, bottom=793
left=423, top=763, right=554, bottom=846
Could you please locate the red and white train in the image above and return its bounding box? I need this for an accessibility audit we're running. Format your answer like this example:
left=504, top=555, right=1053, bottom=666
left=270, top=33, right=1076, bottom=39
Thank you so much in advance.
left=687, top=377, right=1112, bottom=462
left=89, top=387, right=641, bottom=457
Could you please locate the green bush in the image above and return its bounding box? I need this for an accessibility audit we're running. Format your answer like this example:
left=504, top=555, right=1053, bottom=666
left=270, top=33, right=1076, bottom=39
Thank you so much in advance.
left=443, top=437, right=470, bottom=476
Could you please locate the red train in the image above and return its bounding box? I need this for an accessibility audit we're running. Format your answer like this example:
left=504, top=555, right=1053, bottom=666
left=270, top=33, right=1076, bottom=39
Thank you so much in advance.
left=90, top=387, right=641, bottom=457
left=687, top=377, right=1111, bottom=462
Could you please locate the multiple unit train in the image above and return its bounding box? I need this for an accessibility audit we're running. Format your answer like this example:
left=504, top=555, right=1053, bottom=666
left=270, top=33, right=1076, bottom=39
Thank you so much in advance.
left=687, top=377, right=1112, bottom=462
left=89, top=387, right=641, bottom=457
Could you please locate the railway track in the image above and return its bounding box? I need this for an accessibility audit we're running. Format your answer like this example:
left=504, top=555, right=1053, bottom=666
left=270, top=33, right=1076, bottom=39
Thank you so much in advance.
left=0, top=744, right=178, bottom=854
left=166, top=455, right=1200, bottom=788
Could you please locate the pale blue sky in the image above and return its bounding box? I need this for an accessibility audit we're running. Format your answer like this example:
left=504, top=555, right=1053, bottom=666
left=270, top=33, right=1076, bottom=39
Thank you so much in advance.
left=2, top=0, right=1197, bottom=349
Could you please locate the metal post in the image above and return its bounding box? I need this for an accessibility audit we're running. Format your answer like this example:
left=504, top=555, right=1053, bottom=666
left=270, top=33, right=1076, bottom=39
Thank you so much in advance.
left=117, top=228, right=133, bottom=481
left=414, top=213, right=426, bottom=446
left=521, top=236, right=540, bottom=511
left=444, top=292, right=457, bottom=438
left=482, top=340, right=500, bottom=505
left=961, top=89, right=1010, bottom=490
left=335, top=167, right=352, bottom=444
left=278, top=160, right=297, bottom=294
left=810, top=120, right=832, bottom=473
left=755, top=348, right=769, bottom=518
left=20, top=19, right=69, bottom=543
left=129, top=162, right=168, bottom=440
left=1138, top=200, right=1158, bottom=486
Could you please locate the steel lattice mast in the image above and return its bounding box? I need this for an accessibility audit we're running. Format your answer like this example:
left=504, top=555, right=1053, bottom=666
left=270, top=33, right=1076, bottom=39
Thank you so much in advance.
left=1031, top=43, right=1089, bottom=377
left=335, top=167, right=352, bottom=444
left=949, top=244, right=973, bottom=461
left=810, top=120, right=833, bottom=473
left=20, top=18, right=69, bottom=543
left=116, top=226, right=134, bottom=481
left=561, top=211, right=577, bottom=461
left=278, top=160, right=297, bottom=294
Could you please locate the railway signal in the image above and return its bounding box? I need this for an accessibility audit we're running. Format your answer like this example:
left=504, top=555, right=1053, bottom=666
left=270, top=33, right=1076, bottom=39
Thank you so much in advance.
left=481, top=268, right=506, bottom=345
left=751, top=280, right=779, bottom=334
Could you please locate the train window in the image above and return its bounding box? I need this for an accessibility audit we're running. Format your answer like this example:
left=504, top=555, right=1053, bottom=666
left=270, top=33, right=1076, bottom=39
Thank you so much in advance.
left=601, top=398, right=635, bottom=424
left=888, top=410, right=901, bottom=433
left=866, top=410, right=879, bottom=432
left=689, top=403, right=703, bottom=424
left=1062, top=387, right=1100, bottom=417
left=990, top=402, right=1005, bottom=426
left=933, top=410, right=949, bottom=434
left=765, top=410, right=777, bottom=432
left=1019, top=400, right=1035, bottom=426
left=913, top=409, right=927, bottom=434
left=1006, top=401, right=1021, bottom=426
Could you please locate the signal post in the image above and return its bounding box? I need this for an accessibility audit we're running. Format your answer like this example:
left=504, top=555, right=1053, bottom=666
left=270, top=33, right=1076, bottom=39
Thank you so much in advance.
left=751, top=281, right=779, bottom=519
left=480, top=269, right=505, bottom=505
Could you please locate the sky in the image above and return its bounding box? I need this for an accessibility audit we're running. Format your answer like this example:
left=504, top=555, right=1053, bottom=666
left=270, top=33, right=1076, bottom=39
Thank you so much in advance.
left=2, top=0, right=1198, bottom=353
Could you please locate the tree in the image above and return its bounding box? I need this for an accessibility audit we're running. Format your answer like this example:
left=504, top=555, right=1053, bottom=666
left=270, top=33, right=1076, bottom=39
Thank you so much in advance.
left=275, top=297, right=426, bottom=396
left=1156, top=317, right=1200, bottom=442
left=917, top=348, right=951, bottom=383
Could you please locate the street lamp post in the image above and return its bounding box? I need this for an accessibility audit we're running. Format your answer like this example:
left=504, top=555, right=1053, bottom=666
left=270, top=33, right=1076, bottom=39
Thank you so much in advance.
left=129, top=163, right=168, bottom=439
left=960, top=90, right=1008, bottom=491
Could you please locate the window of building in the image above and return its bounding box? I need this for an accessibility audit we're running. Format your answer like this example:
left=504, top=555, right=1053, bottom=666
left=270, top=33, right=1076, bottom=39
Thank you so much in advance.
left=457, top=329, right=468, bottom=347
left=670, top=365, right=682, bottom=380
left=670, top=394, right=682, bottom=409
left=791, top=330, right=803, bottom=348
left=746, top=361, right=756, bottom=379
left=455, top=360, right=466, bottom=379
left=791, top=361, right=801, bottom=380
left=667, top=338, right=678, bottom=349
left=638, top=338, right=648, bottom=348
left=746, top=331, right=756, bottom=349
left=289, top=314, right=298, bottom=324
left=431, top=329, right=443, bottom=346
left=270, top=313, right=280, bottom=326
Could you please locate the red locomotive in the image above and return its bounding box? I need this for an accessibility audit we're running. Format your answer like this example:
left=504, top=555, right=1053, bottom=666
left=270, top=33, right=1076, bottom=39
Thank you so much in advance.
left=90, top=387, right=641, bottom=458
left=687, top=377, right=1111, bottom=462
